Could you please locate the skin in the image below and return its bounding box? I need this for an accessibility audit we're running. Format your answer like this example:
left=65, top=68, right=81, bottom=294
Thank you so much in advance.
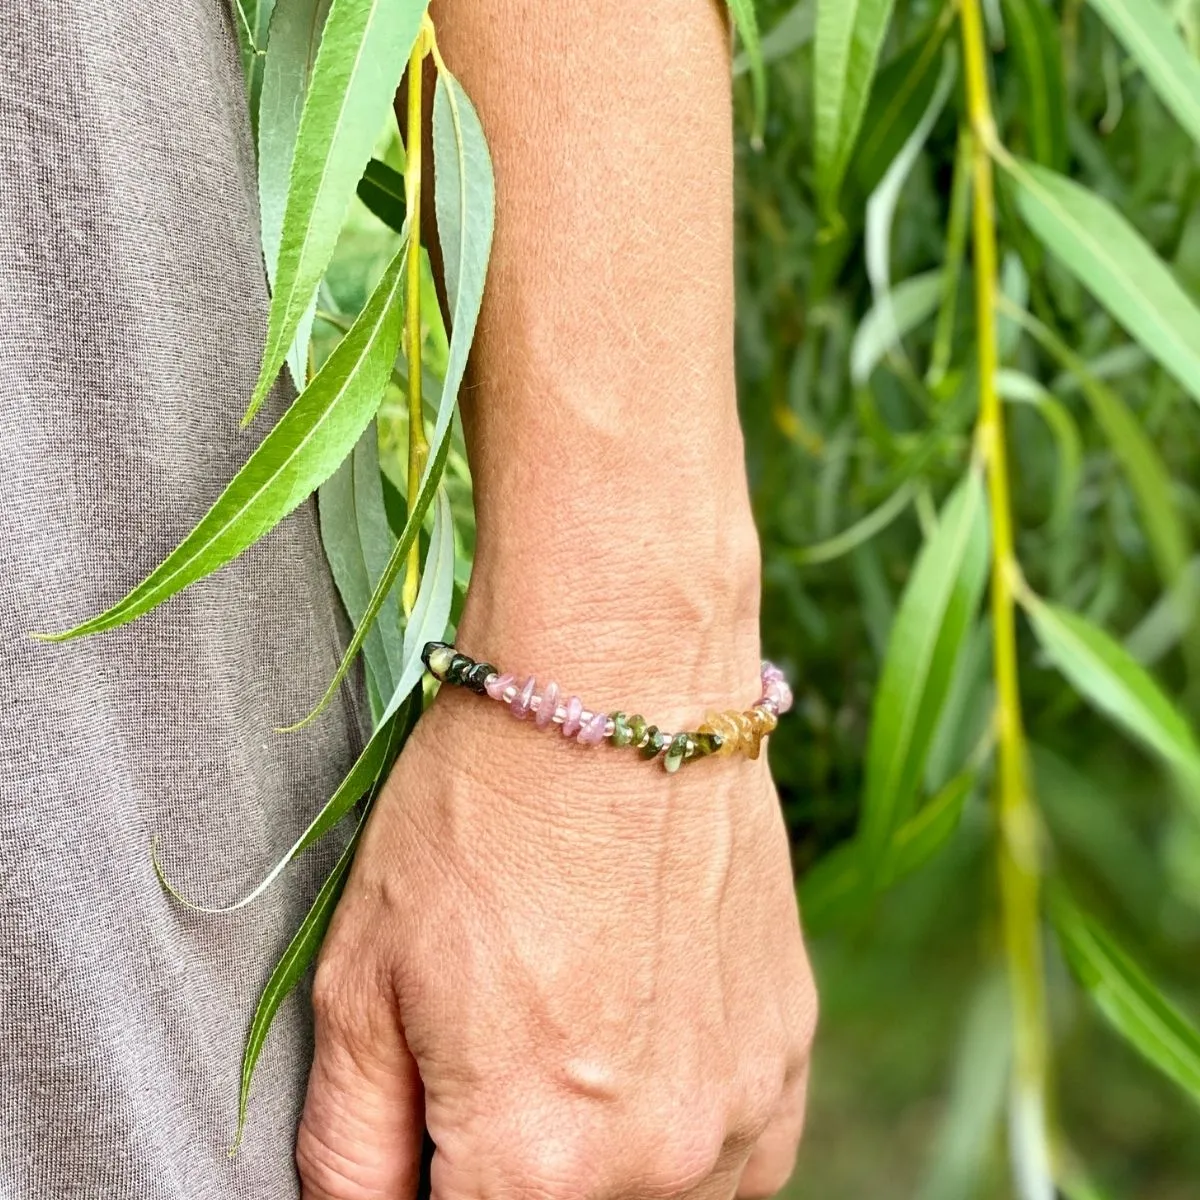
left=295, top=2, right=818, bottom=1197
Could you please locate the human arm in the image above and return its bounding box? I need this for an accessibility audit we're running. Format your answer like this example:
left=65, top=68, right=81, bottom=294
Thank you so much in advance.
left=295, top=2, right=817, bottom=1197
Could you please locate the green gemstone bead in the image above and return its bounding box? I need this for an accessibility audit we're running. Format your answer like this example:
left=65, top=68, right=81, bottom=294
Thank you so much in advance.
left=426, top=645, right=457, bottom=679
left=640, top=726, right=665, bottom=759
left=663, top=733, right=690, bottom=774
left=629, top=715, right=648, bottom=745
left=610, top=712, right=633, bottom=747
left=691, top=730, right=724, bottom=758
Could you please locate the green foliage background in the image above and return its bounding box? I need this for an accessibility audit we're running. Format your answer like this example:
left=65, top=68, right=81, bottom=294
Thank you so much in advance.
left=735, top=1, right=1200, bottom=1196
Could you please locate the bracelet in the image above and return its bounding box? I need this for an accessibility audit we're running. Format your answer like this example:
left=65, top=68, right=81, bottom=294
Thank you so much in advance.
left=421, top=642, right=793, bottom=772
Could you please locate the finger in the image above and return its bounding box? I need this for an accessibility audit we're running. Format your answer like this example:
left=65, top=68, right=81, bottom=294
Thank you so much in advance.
left=297, top=950, right=425, bottom=1200
left=735, top=1071, right=809, bottom=1200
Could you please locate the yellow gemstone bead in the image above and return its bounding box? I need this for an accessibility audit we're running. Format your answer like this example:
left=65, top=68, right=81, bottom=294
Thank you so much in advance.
left=701, top=712, right=739, bottom=756
left=727, top=711, right=755, bottom=756
left=751, top=705, right=778, bottom=736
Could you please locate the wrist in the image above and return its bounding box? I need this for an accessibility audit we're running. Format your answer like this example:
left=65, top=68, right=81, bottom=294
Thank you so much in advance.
left=455, top=509, right=764, bottom=722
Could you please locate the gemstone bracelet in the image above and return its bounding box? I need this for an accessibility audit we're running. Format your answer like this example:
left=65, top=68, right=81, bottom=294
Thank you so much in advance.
left=422, top=642, right=793, bottom=772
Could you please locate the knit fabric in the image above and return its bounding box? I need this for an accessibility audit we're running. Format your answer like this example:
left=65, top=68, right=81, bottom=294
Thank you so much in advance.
left=0, top=2, right=364, bottom=1195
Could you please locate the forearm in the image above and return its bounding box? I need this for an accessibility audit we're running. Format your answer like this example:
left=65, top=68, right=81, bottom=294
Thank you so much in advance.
left=433, top=0, right=762, bottom=710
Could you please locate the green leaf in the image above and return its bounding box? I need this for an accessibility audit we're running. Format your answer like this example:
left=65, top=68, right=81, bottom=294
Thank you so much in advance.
left=432, top=68, right=496, bottom=456
left=726, top=0, right=768, bottom=143
left=814, top=0, right=898, bottom=215
left=287, top=66, right=491, bottom=728
left=154, top=698, right=408, bottom=914
left=864, top=48, right=955, bottom=311
left=241, top=0, right=275, bottom=141
left=1023, top=593, right=1200, bottom=798
left=1085, top=0, right=1200, bottom=147
left=861, top=471, right=990, bottom=859
left=1003, top=307, right=1192, bottom=603
left=851, top=270, right=944, bottom=384
left=735, top=0, right=814, bottom=73
left=852, top=16, right=954, bottom=198
left=918, top=974, right=1012, bottom=1200
left=1001, top=0, right=1068, bottom=170
left=788, top=479, right=917, bottom=564
left=380, top=488, right=456, bottom=723
left=318, top=421, right=401, bottom=719
left=1009, top=159, right=1200, bottom=406
left=357, top=157, right=407, bottom=234
left=1051, top=889, right=1200, bottom=1106
left=282, top=431, right=451, bottom=730
left=40, top=246, right=408, bottom=642
left=246, top=0, right=428, bottom=423
left=800, top=770, right=975, bottom=931
left=258, top=0, right=332, bottom=390
left=995, top=369, right=1082, bottom=537
left=234, top=805, right=364, bottom=1151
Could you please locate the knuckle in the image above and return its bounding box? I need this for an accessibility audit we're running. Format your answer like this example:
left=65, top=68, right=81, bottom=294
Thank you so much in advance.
left=738, top=1146, right=800, bottom=1200
left=500, top=1131, right=591, bottom=1200
left=729, top=1061, right=786, bottom=1150
left=637, top=1115, right=727, bottom=1196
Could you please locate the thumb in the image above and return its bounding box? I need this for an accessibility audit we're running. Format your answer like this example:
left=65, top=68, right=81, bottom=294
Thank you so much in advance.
left=297, top=950, right=424, bottom=1200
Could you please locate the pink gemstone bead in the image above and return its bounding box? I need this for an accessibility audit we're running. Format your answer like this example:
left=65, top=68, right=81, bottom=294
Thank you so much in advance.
left=536, top=680, right=560, bottom=728
left=510, top=676, right=536, bottom=719
left=561, top=696, right=584, bottom=737
left=485, top=673, right=515, bottom=701
left=577, top=711, right=609, bottom=746
left=762, top=662, right=786, bottom=685
left=765, top=679, right=793, bottom=714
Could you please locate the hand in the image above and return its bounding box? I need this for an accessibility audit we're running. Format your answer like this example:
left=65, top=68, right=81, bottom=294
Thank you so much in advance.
left=295, top=654, right=817, bottom=1200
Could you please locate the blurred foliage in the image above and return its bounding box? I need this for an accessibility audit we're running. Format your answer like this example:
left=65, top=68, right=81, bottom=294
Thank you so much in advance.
left=730, top=0, right=1200, bottom=1195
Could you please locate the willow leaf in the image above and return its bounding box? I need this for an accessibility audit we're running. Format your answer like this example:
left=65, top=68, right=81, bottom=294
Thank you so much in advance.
left=380, top=488, right=456, bottom=723
left=246, top=0, right=428, bottom=423
left=357, top=157, right=407, bottom=234
left=864, top=49, right=955, bottom=325
left=234, top=805, right=367, bottom=1151
left=41, top=246, right=407, bottom=642
left=995, top=370, right=1082, bottom=537
left=352, top=424, right=402, bottom=681
left=280, top=62, right=490, bottom=725
left=861, top=471, right=990, bottom=860
left=282, top=432, right=450, bottom=729
left=735, top=0, right=814, bottom=73
left=242, top=0, right=275, bottom=141
left=1010, top=159, right=1200, bottom=406
left=1002, top=0, right=1068, bottom=169
left=259, top=0, right=331, bottom=389
left=1086, top=0, right=1200, bottom=147
left=852, top=15, right=953, bottom=198
left=432, top=67, right=495, bottom=457
left=801, top=769, right=974, bottom=932
left=815, top=0, right=898, bottom=215
left=1004, top=306, right=1191, bottom=604
left=318, top=421, right=400, bottom=718
left=154, top=699, right=407, bottom=915
left=789, top=479, right=917, bottom=565
left=726, top=0, right=767, bottom=142
left=851, top=270, right=944, bottom=384
left=1052, top=889, right=1200, bottom=1105
left=1024, top=594, right=1200, bottom=800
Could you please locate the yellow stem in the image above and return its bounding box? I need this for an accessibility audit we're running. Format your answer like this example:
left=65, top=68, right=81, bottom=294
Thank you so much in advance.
left=402, top=24, right=432, bottom=617
left=960, top=0, right=1050, bottom=1145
